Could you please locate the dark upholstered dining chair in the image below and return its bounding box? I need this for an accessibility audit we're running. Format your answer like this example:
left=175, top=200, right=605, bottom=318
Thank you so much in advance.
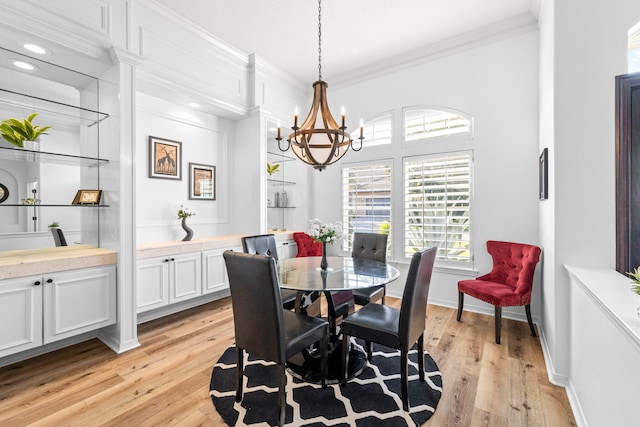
left=457, top=240, right=541, bottom=344
left=340, top=247, right=437, bottom=411
left=241, top=234, right=296, bottom=310
left=350, top=232, right=389, bottom=306
left=223, top=251, right=328, bottom=427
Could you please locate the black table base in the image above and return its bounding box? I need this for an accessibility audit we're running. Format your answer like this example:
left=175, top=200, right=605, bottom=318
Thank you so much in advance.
left=286, top=337, right=367, bottom=385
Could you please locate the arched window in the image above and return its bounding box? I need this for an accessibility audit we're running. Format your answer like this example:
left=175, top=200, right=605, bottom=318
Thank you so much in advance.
left=404, top=107, right=472, bottom=142
left=361, top=111, right=392, bottom=147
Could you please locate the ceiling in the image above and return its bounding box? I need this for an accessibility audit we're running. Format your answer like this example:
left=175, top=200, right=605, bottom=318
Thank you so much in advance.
left=156, top=0, right=539, bottom=84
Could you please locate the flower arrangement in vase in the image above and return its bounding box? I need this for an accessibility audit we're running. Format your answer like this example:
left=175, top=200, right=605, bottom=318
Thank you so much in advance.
left=307, top=218, right=342, bottom=270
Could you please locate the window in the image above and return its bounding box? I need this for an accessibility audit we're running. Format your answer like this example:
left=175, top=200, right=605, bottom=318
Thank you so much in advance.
left=404, top=153, right=471, bottom=264
left=361, top=112, right=392, bottom=147
left=404, top=107, right=471, bottom=141
left=342, top=162, right=392, bottom=254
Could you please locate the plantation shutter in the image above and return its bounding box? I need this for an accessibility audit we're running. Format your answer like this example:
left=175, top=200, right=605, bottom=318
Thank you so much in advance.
left=342, top=162, right=392, bottom=253
left=404, top=153, right=471, bottom=263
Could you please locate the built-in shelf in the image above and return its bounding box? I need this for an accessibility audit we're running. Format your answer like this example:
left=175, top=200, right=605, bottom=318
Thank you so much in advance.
left=267, top=151, right=296, bottom=162
left=267, top=178, right=295, bottom=185
left=0, top=146, right=109, bottom=167
left=0, top=88, right=109, bottom=128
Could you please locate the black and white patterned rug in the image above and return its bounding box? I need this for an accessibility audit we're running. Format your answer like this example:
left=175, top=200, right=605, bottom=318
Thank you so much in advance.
left=209, top=340, right=442, bottom=426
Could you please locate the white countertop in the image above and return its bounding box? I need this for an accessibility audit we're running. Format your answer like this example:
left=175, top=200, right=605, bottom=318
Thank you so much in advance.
left=565, top=266, right=640, bottom=349
left=0, top=245, right=117, bottom=280
left=136, top=232, right=296, bottom=259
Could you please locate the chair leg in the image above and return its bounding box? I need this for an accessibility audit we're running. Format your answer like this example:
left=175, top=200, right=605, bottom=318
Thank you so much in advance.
left=417, top=335, right=425, bottom=381
left=456, top=291, right=464, bottom=321
left=495, top=306, right=502, bottom=344
left=365, top=340, right=373, bottom=362
left=235, top=347, right=244, bottom=402
left=320, top=334, right=327, bottom=388
left=525, top=304, right=537, bottom=337
left=341, top=333, right=350, bottom=385
left=277, top=363, right=286, bottom=427
left=400, top=349, right=409, bottom=411
left=381, top=287, right=386, bottom=305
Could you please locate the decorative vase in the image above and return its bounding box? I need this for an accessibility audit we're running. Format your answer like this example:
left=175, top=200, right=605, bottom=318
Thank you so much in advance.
left=320, top=242, right=328, bottom=270
left=181, top=217, right=193, bottom=241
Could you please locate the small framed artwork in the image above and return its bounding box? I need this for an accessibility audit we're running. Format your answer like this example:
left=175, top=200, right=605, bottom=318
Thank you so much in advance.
left=72, top=189, right=103, bottom=205
left=189, top=163, right=216, bottom=200
left=539, top=147, right=548, bottom=200
left=149, top=136, right=182, bottom=180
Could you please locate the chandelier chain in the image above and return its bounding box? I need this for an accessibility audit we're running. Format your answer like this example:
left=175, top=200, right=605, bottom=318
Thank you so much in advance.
left=318, top=0, right=322, bottom=81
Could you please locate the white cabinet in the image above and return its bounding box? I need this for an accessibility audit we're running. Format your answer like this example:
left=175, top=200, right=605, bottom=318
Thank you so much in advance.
left=44, top=267, right=116, bottom=344
left=202, top=247, right=241, bottom=294
left=0, top=276, right=43, bottom=357
left=137, top=252, right=201, bottom=313
left=0, top=266, right=116, bottom=358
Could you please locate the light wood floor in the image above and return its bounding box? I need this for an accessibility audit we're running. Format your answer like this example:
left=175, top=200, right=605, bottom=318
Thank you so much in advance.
left=0, top=297, right=576, bottom=426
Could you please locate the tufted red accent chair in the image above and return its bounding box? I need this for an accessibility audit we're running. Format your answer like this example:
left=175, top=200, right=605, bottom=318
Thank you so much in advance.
left=293, top=232, right=323, bottom=257
left=457, top=240, right=541, bottom=344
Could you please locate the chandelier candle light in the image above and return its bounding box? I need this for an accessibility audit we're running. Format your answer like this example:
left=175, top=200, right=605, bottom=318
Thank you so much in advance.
left=276, top=0, right=364, bottom=171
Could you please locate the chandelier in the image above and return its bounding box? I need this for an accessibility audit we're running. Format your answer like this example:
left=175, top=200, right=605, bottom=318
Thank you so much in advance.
left=276, top=0, right=363, bottom=171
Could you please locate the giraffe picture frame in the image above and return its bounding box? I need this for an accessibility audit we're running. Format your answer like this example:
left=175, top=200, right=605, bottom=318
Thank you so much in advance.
left=149, top=136, right=182, bottom=180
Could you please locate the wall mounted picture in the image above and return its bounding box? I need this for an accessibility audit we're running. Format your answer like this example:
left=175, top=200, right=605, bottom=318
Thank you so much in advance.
left=539, top=147, right=548, bottom=200
left=72, top=189, right=102, bottom=205
left=149, top=136, right=182, bottom=180
left=189, top=163, right=216, bottom=200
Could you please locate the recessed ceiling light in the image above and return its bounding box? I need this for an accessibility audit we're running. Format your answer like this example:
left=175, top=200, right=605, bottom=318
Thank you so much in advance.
left=188, top=102, right=200, bottom=108
left=23, top=43, right=48, bottom=55
left=12, top=60, right=37, bottom=71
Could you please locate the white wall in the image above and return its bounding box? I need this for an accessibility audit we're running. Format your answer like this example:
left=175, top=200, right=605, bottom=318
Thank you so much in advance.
left=135, top=93, right=233, bottom=243
left=310, top=30, right=541, bottom=320
left=538, top=0, right=640, bottom=392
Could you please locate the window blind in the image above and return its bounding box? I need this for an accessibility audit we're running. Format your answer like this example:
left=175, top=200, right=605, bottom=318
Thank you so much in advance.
left=342, top=162, right=392, bottom=253
left=404, top=153, right=471, bottom=263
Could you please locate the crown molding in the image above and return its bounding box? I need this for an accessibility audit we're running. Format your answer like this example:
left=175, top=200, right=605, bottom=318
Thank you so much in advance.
left=331, top=13, right=538, bottom=88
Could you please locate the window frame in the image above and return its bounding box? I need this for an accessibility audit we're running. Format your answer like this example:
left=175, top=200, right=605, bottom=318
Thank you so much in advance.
left=403, top=106, right=473, bottom=145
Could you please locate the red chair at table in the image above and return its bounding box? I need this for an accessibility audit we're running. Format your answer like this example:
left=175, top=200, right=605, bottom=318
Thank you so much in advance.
left=293, top=232, right=323, bottom=257
left=292, top=232, right=352, bottom=334
left=457, top=240, right=541, bottom=344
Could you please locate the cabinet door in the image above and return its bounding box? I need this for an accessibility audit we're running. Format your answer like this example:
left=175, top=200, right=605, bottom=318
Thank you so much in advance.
left=0, top=276, right=43, bottom=357
left=170, top=252, right=202, bottom=303
left=137, top=257, right=170, bottom=313
left=202, top=247, right=240, bottom=294
left=43, top=266, right=116, bottom=344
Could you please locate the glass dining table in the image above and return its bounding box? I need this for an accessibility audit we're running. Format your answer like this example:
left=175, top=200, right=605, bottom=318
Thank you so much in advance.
left=277, top=255, right=400, bottom=383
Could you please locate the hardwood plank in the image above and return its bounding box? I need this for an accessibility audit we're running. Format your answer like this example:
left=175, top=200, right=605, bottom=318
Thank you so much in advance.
left=0, top=296, right=576, bottom=426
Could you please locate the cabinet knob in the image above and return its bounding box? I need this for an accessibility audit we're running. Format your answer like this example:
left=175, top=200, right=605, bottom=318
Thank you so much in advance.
left=170, top=258, right=175, bottom=261
left=34, top=281, right=41, bottom=286
left=46, top=278, right=53, bottom=283
left=164, top=258, right=170, bottom=262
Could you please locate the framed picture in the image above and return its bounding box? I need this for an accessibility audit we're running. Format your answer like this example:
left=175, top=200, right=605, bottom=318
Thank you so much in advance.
left=72, top=189, right=102, bottom=205
left=149, top=136, right=182, bottom=180
left=189, top=163, right=216, bottom=200
left=539, top=148, right=548, bottom=200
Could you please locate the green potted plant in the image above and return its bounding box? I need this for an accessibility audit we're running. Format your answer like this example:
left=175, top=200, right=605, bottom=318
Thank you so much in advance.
left=0, top=113, right=51, bottom=149
left=267, top=163, right=280, bottom=176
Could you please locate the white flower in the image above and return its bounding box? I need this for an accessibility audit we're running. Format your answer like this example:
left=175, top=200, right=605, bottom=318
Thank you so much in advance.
left=307, top=218, right=342, bottom=244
